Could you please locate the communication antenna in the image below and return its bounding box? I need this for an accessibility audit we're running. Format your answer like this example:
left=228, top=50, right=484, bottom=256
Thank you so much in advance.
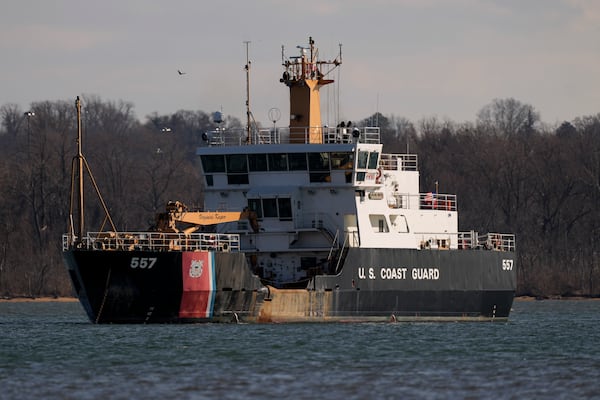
left=244, top=40, right=252, bottom=144
left=376, top=93, right=379, bottom=127
left=269, top=107, right=281, bottom=132
left=336, top=43, right=342, bottom=125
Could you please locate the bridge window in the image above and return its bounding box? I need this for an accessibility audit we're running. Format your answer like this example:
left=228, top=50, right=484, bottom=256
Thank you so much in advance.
left=248, top=154, right=268, bottom=171
left=268, top=153, right=288, bottom=171
left=355, top=151, right=380, bottom=183
left=226, top=154, right=247, bottom=173
left=332, top=152, right=354, bottom=183
left=225, top=154, right=249, bottom=184
left=201, top=155, right=225, bottom=173
left=368, top=152, right=380, bottom=169
left=331, top=152, right=353, bottom=169
left=308, top=152, right=330, bottom=170
left=357, top=151, right=369, bottom=169
left=308, top=152, right=330, bottom=182
left=288, top=153, right=307, bottom=170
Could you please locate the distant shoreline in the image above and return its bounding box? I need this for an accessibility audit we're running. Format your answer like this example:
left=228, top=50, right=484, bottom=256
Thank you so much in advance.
left=516, top=295, right=600, bottom=301
left=1, top=296, right=598, bottom=303
left=0, top=297, right=78, bottom=303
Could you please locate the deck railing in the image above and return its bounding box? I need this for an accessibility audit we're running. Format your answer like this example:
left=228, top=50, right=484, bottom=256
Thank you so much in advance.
left=62, top=232, right=241, bottom=252
left=203, top=126, right=381, bottom=146
left=417, top=231, right=515, bottom=251
left=379, top=153, right=418, bottom=171
left=63, top=230, right=515, bottom=253
left=457, top=231, right=516, bottom=252
left=419, top=193, right=457, bottom=211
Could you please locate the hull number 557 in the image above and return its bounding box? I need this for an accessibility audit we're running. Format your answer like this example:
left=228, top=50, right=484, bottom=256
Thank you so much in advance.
left=502, top=259, right=514, bottom=271
left=130, top=257, right=157, bottom=269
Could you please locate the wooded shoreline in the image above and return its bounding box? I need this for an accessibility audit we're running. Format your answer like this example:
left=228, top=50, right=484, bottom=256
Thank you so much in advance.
left=1, top=98, right=599, bottom=298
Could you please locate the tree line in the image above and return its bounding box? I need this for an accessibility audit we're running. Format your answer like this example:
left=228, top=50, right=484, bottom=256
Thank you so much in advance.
left=0, top=96, right=598, bottom=298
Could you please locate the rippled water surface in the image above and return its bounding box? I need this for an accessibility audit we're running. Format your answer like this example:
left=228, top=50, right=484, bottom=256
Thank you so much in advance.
left=1, top=299, right=598, bottom=399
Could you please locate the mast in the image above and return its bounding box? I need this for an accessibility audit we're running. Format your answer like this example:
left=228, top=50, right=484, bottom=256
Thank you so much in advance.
left=244, top=40, right=252, bottom=144
left=67, top=96, right=118, bottom=247
left=280, top=36, right=341, bottom=144
left=76, top=96, right=84, bottom=241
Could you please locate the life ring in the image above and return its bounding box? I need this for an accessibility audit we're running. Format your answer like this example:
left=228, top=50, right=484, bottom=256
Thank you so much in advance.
left=207, top=235, right=216, bottom=250
left=494, top=235, right=502, bottom=250
left=375, top=168, right=382, bottom=184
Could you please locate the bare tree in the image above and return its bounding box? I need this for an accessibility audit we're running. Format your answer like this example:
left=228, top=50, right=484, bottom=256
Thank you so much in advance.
left=477, top=98, right=540, bottom=137
left=0, top=103, right=25, bottom=137
left=82, top=95, right=138, bottom=138
left=2, top=93, right=600, bottom=299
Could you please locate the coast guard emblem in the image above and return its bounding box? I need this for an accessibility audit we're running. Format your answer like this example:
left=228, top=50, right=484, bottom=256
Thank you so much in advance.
left=189, top=259, right=204, bottom=278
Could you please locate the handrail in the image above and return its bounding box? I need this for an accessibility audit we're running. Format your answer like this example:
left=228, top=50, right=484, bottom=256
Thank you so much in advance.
left=419, top=193, right=457, bottom=211
left=384, top=192, right=458, bottom=211
left=379, top=153, right=418, bottom=171
left=202, top=126, right=381, bottom=146
left=327, top=229, right=340, bottom=261
left=62, top=231, right=241, bottom=252
left=478, top=232, right=516, bottom=252
left=335, top=232, right=350, bottom=274
left=296, top=212, right=339, bottom=244
left=457, top=231, right=516, bottom=252
left=416, top=231, right=516, bottom=252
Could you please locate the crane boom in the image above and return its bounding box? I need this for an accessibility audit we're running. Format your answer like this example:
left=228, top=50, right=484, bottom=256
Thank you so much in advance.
left=154, top=201, right=259, bottom=233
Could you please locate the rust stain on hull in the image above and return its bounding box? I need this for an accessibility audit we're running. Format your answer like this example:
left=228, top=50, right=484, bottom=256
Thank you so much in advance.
left=258, top=287, right=332, bottom=323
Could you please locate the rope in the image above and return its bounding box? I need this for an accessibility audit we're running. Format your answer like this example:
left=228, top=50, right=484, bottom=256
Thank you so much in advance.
left=95, top=267, right=112, bottom=323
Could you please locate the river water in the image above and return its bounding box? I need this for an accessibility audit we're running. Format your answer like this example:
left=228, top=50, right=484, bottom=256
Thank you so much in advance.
left=0, top=299, right=598, bottom=399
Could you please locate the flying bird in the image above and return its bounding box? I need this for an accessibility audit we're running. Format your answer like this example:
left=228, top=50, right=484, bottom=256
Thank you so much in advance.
left=178, top=69, right=186, bottom=75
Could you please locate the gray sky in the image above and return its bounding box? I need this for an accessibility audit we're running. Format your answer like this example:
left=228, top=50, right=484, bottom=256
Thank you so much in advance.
left=1, top=0, right=599, bottom=126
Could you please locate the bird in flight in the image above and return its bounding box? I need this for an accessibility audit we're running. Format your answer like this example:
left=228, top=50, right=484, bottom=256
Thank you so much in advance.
left=178, top=69, right=186, bottom=75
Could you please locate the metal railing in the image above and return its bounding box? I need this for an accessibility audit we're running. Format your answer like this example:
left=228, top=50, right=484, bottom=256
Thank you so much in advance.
left=419, top=193, right=457, bottom=211
left=63, top=231, right=241, bottom=252
left=382, top=192, right=458, bottom=211
left=379, top=153, right=418, bottom=171
left=417, top=231, right=515, bottom=252
left=296, top=212, right=338, bottom=238
left=457, top=231, right=516, bottom=252
left=202, top=126, right=381, bottom=146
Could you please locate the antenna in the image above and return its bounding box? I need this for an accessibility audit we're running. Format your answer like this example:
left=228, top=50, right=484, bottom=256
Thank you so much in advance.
left=76, top=96, right=84, bottom=242
left=376, top=93, right=379, bottom=127
left=244, top=40, right=252, bottom=144
left=336, top=43, right=342, bottom=125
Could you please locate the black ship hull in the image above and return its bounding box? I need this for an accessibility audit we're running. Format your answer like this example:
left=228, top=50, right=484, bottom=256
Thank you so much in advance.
left=63, top=248, right=516, bottom=323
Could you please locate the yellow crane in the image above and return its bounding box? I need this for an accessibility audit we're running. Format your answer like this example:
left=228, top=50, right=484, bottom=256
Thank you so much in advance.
left=154, top=201, right=259, bottom=234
